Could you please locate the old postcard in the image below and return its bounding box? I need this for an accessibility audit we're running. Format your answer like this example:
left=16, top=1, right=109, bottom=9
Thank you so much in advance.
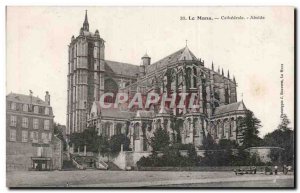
left=6, top=6, right=295, bottom=188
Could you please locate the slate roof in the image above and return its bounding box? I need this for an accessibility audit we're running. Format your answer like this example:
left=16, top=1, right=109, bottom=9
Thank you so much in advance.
left=136, top=110, right=155, bottom=118
left=146, top=46, right=197, bottom=74
left=101, top=108, right=135, bottom=119
left=92, top=101, right=135, bottom=119
left=105, top=60, right=139, bottom=77
left=6, top=93, right=49, bottom=107
left=142, top=53, right=150, bottom=58
left=214, top=101, right=246, bottom=115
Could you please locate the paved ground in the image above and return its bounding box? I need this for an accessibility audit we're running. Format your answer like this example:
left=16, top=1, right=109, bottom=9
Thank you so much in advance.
left=7, top=170, right=294, bottom=188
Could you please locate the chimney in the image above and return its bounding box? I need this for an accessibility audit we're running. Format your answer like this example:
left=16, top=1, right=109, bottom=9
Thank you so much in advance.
left=45, top=91, right=50, bottom=105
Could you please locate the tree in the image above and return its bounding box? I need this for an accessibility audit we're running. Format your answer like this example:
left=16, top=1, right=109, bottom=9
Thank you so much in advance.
left=187, top=144, right=198, bottom=166
left=263, top=114, right=294, bottom=165
left=278, top=114, right=291, bottom=131
left=53, top=122, right=67, bottom=151
left=69, top=127, right=107, bottom=153
left=150, top=127, right=170, bottom=151
left=109, top=134, right=130, bottom=154
left=202, top=133, right=216, bottom=150
left=239, top=110, right=262, bottom=148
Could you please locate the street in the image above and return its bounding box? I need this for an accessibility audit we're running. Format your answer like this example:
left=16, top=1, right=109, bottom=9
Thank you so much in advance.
left=7, top=170, right=294, bottom=188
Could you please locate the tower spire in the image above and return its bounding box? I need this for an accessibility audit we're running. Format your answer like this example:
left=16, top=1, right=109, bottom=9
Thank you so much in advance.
left=227, top=70, right=230, bottom=78
left=211, top=61, right=214, bottom=71
left=83, top=10, right=89, bottom=31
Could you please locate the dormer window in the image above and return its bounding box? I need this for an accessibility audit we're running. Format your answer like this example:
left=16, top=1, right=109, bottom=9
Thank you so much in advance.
left=34, top=106, right=39, bottom=114
left=11, top=102, right=16, bottom=110
left=23, top=104, right=28, bottom=112
left=45, top=107, right=49, bottom=115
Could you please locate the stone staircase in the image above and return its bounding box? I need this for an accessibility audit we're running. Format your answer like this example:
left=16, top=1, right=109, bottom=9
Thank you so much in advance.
left=62, top=152, right=122, bottom=171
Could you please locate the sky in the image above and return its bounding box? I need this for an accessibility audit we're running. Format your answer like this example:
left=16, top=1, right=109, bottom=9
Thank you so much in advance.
left=6, top=6, right=294, bottom=137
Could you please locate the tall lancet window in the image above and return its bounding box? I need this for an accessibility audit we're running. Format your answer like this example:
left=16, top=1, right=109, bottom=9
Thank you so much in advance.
left=225, top=87, right=230, bottom=104
left=193, top=67, right=197, bottom=88
left=185, top=67, right=192, bottom=89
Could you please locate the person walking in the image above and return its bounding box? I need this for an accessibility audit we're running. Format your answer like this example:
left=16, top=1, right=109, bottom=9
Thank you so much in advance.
left=253, top=166, right=257, bottom=174
left=274, top=165, right=278, bottom=175
left=283, top=165, right=287, bottom=175
left=287, top=165, right=292, bottom=174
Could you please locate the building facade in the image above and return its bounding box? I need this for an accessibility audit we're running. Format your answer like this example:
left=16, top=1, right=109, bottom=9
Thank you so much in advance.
left=68, top=12, right=248, bottom=152
left=6, top=91, right=62, bottom=171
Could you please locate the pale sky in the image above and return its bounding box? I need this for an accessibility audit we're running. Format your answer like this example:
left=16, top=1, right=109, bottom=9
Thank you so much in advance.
left=6, top=7, right=294, bottom=137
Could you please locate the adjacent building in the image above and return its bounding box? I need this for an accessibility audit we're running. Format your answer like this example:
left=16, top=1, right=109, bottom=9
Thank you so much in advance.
left=6, top=91, right=62, bottom=171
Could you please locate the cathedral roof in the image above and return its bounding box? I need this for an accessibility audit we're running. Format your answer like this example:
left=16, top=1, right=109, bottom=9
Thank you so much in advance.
left=179, top=46, right=198, bottom=61
left=105, top=60, right=139, bottom=77
left=214, top=101, right=247, bottom=115
left=6, top=93, right=50, bottom=107
left=136, top=110, right=155, bottom=118
left=146, top=47, right=197, bottom=74
left=91, top=101, right=135, bottom=119
left=101, top=108, right=135, bottom=119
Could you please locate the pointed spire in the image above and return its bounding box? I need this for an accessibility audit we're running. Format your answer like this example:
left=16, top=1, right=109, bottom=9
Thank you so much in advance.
left=83, top=10, right=89, bottom=31
left=233, top=75, right=236, bottom=83
left=218, top=66, right=220, bottom=74
left=211, top=62, right=214, bottom=71
left=227, top=70, right=230, bottom=78
left=222, top=68, right=224, bottom=76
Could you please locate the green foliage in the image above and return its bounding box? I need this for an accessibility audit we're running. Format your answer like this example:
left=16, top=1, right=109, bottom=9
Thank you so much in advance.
left=201, top=139, right=235, bottom=166
left=109, top=134, right=130, bottom=154
left=69, top=127, right=102, bottom=152
left=201, top=133, right=216, bottom=150
left=239, top=110, right=262, bottom=148
left=150, top=127, right=170, bottom=151
left=263, top=114, right=294, bottom=165
left=69, top=128, right=130, bottom=155
left=53, top=122, right=67, bottom=151
left=137, top=143, right=201, bottom=167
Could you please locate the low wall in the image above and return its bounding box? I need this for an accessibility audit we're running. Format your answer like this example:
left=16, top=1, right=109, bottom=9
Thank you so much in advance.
left=109, top=151, right=152, bottom=170
left=137, top=166, right=284, bottom=172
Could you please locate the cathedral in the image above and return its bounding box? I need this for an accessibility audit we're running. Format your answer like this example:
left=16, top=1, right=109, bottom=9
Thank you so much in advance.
left=67, top=11, right=248, bottom=152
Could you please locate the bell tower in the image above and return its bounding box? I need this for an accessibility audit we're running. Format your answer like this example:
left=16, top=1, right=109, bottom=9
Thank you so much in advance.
left=67, top=10, right=105, bottom=134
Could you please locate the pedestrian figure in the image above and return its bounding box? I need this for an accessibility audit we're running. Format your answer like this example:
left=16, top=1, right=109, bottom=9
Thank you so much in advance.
left=283, top=165, right=288, bottom=175
left=287, top=165, right=292, bottom=174
left=253, top=166, right=257, bottom=174
left=274, top=165, right=278, bottom=175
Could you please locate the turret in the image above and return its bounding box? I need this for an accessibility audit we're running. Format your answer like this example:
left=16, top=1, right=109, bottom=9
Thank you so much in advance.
left=95, top=29, right=100, bottom=38
left=141, top=53, right=151, bottom=66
